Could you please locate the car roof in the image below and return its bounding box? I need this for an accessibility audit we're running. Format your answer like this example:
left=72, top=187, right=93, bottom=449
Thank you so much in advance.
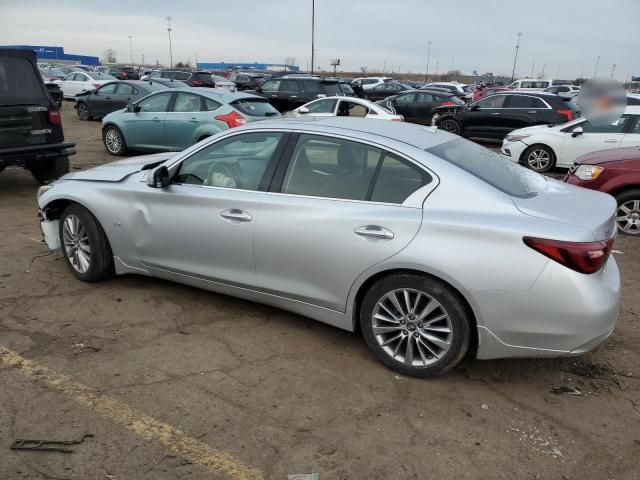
left=171, top=87, right=262, bottom=102
left=235, top=116, right=457, bottom=150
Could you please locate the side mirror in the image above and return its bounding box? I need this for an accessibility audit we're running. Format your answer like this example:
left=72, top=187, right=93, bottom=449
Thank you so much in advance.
left=91, top=89, right=97, bottom=95
left=256, top=87, right=262, bottom=93
left=126, top=103, right=140, bottom=113
left=469, top=104, right=479, bottom=111
left=298, top=106, right=310, bottom=114
left=147, top=166, right=170, bottom=188
left=571, top=126, right=584, bottom=137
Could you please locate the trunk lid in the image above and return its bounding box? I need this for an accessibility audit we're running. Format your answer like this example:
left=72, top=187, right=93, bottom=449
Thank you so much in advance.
left=511, top=178, right=617, bottom=241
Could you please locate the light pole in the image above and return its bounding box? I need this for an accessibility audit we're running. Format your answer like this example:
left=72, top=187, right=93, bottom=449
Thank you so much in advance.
left=128, top=35, right=133, bottom=68
left=593, top=55, right=600, bottom=78
left=555, top=65, right=560, bottom=80
left=425, top=40, right=431, bottom=81
left=610, top=64, right=617, bottom=78
left=310, top=0, right=315, bottom=74
left=510, top=32, right=522, bottom=82
left=530, top=60, right=535, bottom=78
left=166, top=16, right=173, bottom=68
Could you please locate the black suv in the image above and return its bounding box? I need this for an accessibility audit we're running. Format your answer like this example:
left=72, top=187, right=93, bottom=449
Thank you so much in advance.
left=433, top=92, right=579, bottom=139
left=251, top=76, right=344, bottom=112
left=0, top=49, right=74, bottom=184
left=107, top=67, right=140, bottom=80
left=232, top=72, right=269, bottom=91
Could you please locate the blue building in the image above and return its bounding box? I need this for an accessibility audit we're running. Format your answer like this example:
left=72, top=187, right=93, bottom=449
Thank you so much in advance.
left=197, top=61, right=299, bottom=72
left=0, top=45, right=100, bottom=66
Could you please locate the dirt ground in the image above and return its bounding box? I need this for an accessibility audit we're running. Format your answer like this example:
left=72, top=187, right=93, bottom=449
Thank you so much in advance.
left=0, top=102, right=638, bottom=480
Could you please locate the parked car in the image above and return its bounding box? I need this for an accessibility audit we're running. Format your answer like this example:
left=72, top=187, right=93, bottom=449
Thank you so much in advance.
left=508, top=79, right=556, bottom=91
left=75, top=80, right=167, bottom=120
left=146, top=70, right=224, bottom=88
left=434, top=92, right=579, bottom=140
left=231, top=72, right=269, bottom=91
left=287, top=96, right=403, bottom=120
left=338, top=81, right=355, bottom=96
left=107, top=67, right=140, bottom=80
left=365, top=82, right=412, bottom=101
left=0, top=49, right=74, bottom=184
left=627, top=94, right=640, bottom=105
left=501, top=106, right=640, bottom=172
left=351, top=76, right=393, bottom=91
left=425, top=82, right=474, bottom=102
left=378, top=89, right=465, bottom=125
left=544, top=85, right=581, bottom=96
left=472, top=85, right=511, bottom=102
left=101, top=88, right=279, bottom=155
left=210, top=75, right=236, bottom=92
left=45, top=82, right=64, bottom=108
left=250, top=76, right=344, bottom=112
left=57, top=71, right=117, bottom=99
left=39, top=66, right=66, bottom=81
left=53, top=65, right=84, bottom=76
left=38, top=117, right=620, bottom=378
left=563, top=147, right=640, bottom=236
left=146, top=78, right=189, bottom=89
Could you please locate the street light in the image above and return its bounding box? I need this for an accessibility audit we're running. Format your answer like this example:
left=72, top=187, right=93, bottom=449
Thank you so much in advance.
left=593, top=55, right=600, bottom=78
left=166, top=16, right=174, bottom=68
left=310, top=0, right=315, bottom=74
left=510, top=32, right=522, bottom=82
left=128, top=35, right=133, bottom=68
left=425, top=40, right=431, bottom=82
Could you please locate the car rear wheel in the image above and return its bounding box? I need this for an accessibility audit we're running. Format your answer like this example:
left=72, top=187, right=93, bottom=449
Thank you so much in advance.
left=103, top=125, right=128, bottom=156
left=615, top=189, right=640, bottom=236
left=438, top=118, right=461, bottom=135
left=59, top=204, right=114, bottom=282
left=29, top=156, right=69, bottom=185
left=77, top=102, right=92, bottom=121
left=522, top=144, right=555, bottom=173
left=360, top=274, right=471, bottom=377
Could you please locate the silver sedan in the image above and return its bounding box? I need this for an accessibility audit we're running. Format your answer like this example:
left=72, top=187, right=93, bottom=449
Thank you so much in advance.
left=37, top=118, right=621, bottom=377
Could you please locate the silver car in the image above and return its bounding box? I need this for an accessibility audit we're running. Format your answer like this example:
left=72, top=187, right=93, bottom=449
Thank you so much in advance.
left=37, top=118, right=620, bottom=377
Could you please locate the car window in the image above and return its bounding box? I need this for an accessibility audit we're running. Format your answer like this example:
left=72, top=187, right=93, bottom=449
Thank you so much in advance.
left=320, top=82, right=342, bottom=95
left=337, top=100, right=369, bottom=117
left=230, top=98, right=279, bottom=117
left=475, top=95, right=507, bottom=108
left=305, top=98, right=337, bottom=113
left=149, top=72, right=161, bottom=79
left=260, top=80, right=280, bottom=92
left=138, top=92, right=172, bottom=112
left=172, top=92, right=203, bottom=112
left=370, top=154, right=430, bottom=204
left=415, top=93, right=434, bottom=103
left=98, top=83, right=117, bottom=95
left=67, top=73, right=79, bottom=81
left=280, top=80, right=300, bottom=92
left=631, top=116, right=640, bottom=134
left=427, top=138, right=547, bottom=199
left=237, top=75, right=248, bottom=82
left=281, top=134, right=382, bottom=201
left=373, top=84, right=386, bottom=91
left=116, top=83, right=135, bottom=95
left=395, top=93, right=416, bottom=104
left=174, top=132, right=283, bottom=190
left=572, top=116, right=629, bottom=134
left=204, top=98, right=222, bottom=111
left=506, top=95, right=545, bottom=108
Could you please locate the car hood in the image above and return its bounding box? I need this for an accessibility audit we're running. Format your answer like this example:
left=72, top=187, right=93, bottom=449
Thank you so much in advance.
left=576, top=146, right=640, bottom=165
left=62, top=153, right=176, bottom=182
left=507, top=124, right=556, bottom=136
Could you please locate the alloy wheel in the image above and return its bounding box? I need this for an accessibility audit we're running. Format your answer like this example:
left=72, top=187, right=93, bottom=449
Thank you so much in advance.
left=62, top=214, right=91, bottom=273
left=371, top=288, right=453, bottom=367
left=527, top=149, right=551, bottom=170
left=104, top=128, right=122, bottom=154
left=78, top=103, right=89, bottom=120
left=440, top=120, right=459, bottom=134
left=616, top=200, right=640, bottom=235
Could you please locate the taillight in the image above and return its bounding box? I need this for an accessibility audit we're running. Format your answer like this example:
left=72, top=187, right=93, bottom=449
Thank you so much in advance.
left=523, top=236, right=614, bottom=274
left=440, top=100, right=455, bottom=107
left=192, top=80, right=203, bottom=86
left=391, top=116, right=404, bottom=122
left=122, top=72, right=129, bottom=79
left=48, top=109, right=61, bottom=126
left=557, top=109, right=574, bottom=122
left=215, top=111, right=246, bottom=128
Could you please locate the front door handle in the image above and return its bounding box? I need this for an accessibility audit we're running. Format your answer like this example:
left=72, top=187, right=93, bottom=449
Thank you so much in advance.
left=527, top=110, right=537, bottom=113
left=152, top=117, right=161, bottom=122
left=354, top=225, right=394, bottom=240
left=220, top=209, right=252, bottom=222
left=603, top=139, right=617, bottom=143
left=189, top=118, right=199, bottom=123
left=491, top=112, right=500, bottom=115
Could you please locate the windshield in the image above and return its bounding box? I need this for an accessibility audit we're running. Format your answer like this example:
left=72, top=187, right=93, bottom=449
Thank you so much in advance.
left=230, top=98, right=280, bottom=117
left=427, top=138, right=547, bottom=198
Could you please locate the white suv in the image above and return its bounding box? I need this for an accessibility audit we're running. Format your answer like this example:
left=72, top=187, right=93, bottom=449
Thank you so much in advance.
left=352, top=77, right=392, bottom=91
left=424, top=82, right=473, bottom=101
left=508, top=79, right=555, bottom=91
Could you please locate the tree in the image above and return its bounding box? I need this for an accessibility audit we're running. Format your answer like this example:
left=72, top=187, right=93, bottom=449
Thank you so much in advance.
left=103, top=49, right=117, bottom=63
left=175, top=61, right=192, bottom=68
left=360, top=66, right=368, bottom=74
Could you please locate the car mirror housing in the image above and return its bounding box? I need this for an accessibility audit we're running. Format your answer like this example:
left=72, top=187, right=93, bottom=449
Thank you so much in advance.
left=298, top=106, right=310, bottom=114
left=126, top=103, right=140, bottom=113
left=469, top=104, right=479, bottom=111
left=571, top=126, right=584, bottom=137
left=147, top=166, right=170, bottom=188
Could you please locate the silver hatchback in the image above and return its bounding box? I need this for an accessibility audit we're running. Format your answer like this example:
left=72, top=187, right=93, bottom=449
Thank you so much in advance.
left=38, top=118, right=620, bottom=377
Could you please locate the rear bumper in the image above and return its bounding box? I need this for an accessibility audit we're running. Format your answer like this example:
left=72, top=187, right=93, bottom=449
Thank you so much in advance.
left=474, top=256, right=620, bottom=359
left=0, top=142, right=76, bottom=168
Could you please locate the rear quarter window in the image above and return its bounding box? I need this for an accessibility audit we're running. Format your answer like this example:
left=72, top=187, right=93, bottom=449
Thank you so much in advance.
left=321, top=82, right=342, bottom=95
left=0, top=56, right=47, bottom=104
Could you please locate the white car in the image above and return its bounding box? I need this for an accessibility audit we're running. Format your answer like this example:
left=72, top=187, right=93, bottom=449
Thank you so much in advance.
left=352, top=77, right=393, bottom=91
left=508, top=79, right=556, bottom=91
left=501, top=106, right=640, bottom=172
left=287, top=96, right=403, bottom=121
left=57, top=71, right=117, bottom=98
left=425, top=82, right=473, bottom=101
left=544, top=85, right=581, bottom=96
left=211, top=75, right=236, bottom=92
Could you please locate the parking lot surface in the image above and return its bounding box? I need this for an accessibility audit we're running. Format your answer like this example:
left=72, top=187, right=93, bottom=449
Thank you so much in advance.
left=1, top=103, right=638, bottom=479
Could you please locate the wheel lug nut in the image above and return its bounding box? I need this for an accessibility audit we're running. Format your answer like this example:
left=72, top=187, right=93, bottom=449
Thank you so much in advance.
left=418, top=323, right=423, bottom=328
left=400, top=320, right=405, bottom=325
left=413, top=333, right=419, bottom=338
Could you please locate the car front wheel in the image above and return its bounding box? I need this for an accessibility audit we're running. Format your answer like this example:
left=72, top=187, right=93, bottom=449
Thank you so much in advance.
left=103, top=125, right=128, bottom=156
left=522, top=144, right=555, bottom=173
left=615, top=189, right=640, bottom=236
left=360, top=274, right=471, bottom=377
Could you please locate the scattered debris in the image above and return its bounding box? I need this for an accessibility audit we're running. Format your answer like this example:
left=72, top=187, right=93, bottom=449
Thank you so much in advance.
left=481, top=403, right=489, bottom=410
left=11, top=433, right=94, bottom=453
left=288, top=474, right=320, bottom=480
left=143, top=451, right=167, bottom=474
left=508, top=423, right=565, bottom=459
left=550, top=386, right=584, bottom=396
left=72, top=343, right=101, bottom=353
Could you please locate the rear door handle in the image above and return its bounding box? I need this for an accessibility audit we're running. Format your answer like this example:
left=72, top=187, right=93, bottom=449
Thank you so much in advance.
left=527, top=110, right=537, bottom=113
left=354, top=225, right=394, bottom=240
left=491, top=112, right=500, bottom=115
left=604, top=139, right=617, bottom=143
left=152, top=117, right=161, bottom=122
left=220, top=209, right=252, bottom=222
left=189, top=118, right=199, bottom=123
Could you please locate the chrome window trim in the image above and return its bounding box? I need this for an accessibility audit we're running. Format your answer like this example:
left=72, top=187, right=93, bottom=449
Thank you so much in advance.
left=474, top=94, right=552, bottom=110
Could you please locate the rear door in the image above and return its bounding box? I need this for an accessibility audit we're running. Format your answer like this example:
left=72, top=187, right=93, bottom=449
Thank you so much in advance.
left=164, top=92, right=206, bottom=150
left=123, top=91, right=173, bottom=149
left=501, top=94, right=548, bottom=134
left=254, top=133, right=427, bottom=311
left=391, top=92, right=417, bottom=122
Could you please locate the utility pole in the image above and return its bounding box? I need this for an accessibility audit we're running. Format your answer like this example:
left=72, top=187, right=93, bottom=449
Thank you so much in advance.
left=610, top=64, right=617, bottom=78
left=555, top=65, right=560, bottom=80
left=530, top=60, right=535, bottom=78
left=195, top=52, right=198, bottom=68
left=510, top=32, right=522, bottom=82
left=383, top=59, right=386, bottom=73
left=166, top=17, right=173, bottom=68
left=541, top=63, right=545, bottom=78
left=425, top=40, right=431, bottom=81
left=593, top=55, right=600, bottom=78
left=128, top=35, right=133, bottom=68
left=310, top=0, right=315, bottom=74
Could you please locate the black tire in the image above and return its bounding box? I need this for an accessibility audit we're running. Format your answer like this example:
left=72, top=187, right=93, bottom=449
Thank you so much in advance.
left=102, top=125, right=128, bottom=156
left=29, top=156, right=69, bottom=185
left=521, top=144, right=555, bottom=173
left=359, top=274, right=471, bottom=378
left=438, top=118, right=461, bottom=135
left=59, top=204, right=115, bottom=282
left=77, top=102, right=92, bottom=121
left=614, top=189, right=640, bottom=236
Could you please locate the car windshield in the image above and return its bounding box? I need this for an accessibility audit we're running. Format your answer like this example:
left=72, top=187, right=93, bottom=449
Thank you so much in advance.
left=90, top=72, right=117, bottom=80
left=427, top=138, right=547, bottom=198
left=212, top=75, right=229, bottom=82
left=230, top=98, right=280, bottom=117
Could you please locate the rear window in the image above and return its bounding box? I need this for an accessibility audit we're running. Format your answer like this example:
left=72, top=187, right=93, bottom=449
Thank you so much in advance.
left=195, top=73, right=214, bottom=82
left=321, top=82, right=342, bottom=95
left=427, top=138, right=546, bottom=198
left=0, top=55, right=47, bottom=104
left=230, top=98, right=279, bottom=117
left=91, top=72, right=117, bottom=80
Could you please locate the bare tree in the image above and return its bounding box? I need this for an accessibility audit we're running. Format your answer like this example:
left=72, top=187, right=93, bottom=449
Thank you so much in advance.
left=175, top=61, right=192, bottom=68
left=103, top=49, right=117, bottom=63
left=360, top=66, right=368, bottom=74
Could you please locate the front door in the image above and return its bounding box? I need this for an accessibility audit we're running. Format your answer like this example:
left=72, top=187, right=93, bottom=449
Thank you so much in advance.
left=258, top=79, right=285, bottom=112
left=123, top=91, right=173, bottom=149
left=90, top=83, right=118, bottom=117
left=164, top=91, right=206, bottom=150
left=136, top=131, right=287, bottom=287
left=559, top=116, right=630, bottom=167
left=391, top=92, right=417, bottom=122
left=464, top=94, right=509, bottom=138
left=254, top=133, right=427, bottom=311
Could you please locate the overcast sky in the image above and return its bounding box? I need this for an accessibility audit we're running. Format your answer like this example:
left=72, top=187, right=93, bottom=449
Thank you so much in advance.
left=1, top=0, right=638, bottom=80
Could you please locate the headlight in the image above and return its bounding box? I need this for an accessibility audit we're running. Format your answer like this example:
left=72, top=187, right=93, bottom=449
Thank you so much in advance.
left=575, top=165, right=604, bottom=181
left=505, top=134, right=531, bottom=142
left=37, top=185, right=53, bottom=200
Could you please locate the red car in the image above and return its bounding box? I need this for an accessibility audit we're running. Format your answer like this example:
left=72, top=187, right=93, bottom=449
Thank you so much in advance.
left=472, top=86, right=511, bottom=102
left=564, top=147, right=640, bottom=236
